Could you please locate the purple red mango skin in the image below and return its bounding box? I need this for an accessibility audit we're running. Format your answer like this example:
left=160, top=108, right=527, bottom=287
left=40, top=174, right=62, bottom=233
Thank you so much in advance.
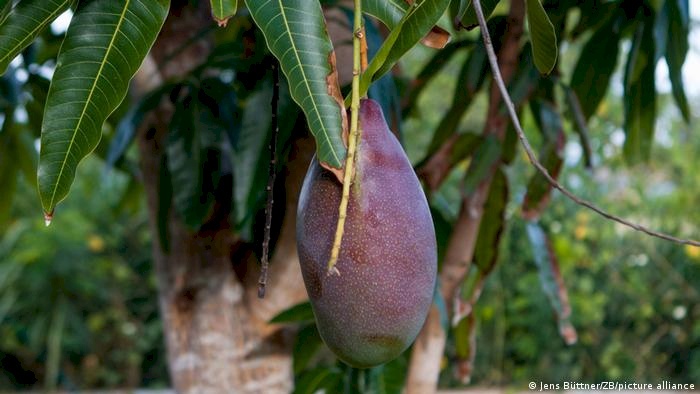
left=296, top=99, right=437, bottom=368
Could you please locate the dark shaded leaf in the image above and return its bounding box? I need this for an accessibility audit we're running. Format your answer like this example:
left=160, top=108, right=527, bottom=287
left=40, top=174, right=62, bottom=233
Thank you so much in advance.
left=623, top=19, right=656, bottom=164
left=293, top=324, right=324, bottom=374
left=525, top=221, right=577, bottom=345
left=294, top=366, right=343, bottom=394
left=270, top=301, right=315, bottom=324
left=106, top=83, right=176, bottom=170
left=462, top=134, right=500, bottom=194
left=570, top=15, right=621, bottom=119
left=561, top=84, right=592, bottom=168
left=522, top=99, right=564, bottom=219
left=456, top=0, right=501, bottom=30
left=453, top=313, right=476, bottom=383
left=473, top=167, right=508, bottom=273
left=526, top=0, right=557, bottom=74
left=664, top=0, right=690, bottom=121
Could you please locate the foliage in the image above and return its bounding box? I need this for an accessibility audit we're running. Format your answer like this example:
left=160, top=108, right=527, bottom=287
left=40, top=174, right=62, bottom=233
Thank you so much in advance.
left=0, top=0, right=698, bottom=391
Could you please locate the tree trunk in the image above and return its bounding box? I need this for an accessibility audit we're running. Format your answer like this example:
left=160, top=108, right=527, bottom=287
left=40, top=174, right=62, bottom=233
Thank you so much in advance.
left=136, top=2, right=312, bottom=392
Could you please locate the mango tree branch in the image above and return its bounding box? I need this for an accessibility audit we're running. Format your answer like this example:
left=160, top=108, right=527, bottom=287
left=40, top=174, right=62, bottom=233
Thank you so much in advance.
left=327, top=0, right=364, bottom=274
left=472, top=0, right=700, bottom=247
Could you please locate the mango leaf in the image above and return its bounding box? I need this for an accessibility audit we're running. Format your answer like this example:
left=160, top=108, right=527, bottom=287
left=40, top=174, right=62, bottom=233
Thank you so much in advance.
left=210, top=0, right=237, bottom=26
left=270, top=301, right=315, bottom=324
left=38, top=0, right=170, bottom=215
left=358, top=0, right=451, bottom=96
left=570, top=15, right=621, bottom=119
left=246, top=0, right=346, bottom=171
left=293, top=324, right=324, bottom=374
left=663, top=0, right=690, bottom=122
left=0, top=0, right=11, bottom=24
left=623, top=20, right=656, bottom=164
left=561, top=83, right=592, bottom=168
left=456, top=0, right=501, bottom=30
left=363, top=0, right=450, bottom=49
left=462, top=134, right=500, bottom=195
left=294, top=367, right=343, bottom=394
left=526, top=0, right=557, bottom=74
left=525, top=221, right=577, bottom=345
left=453, top=313, right=476, bottom=383
left=166, top=92, right=217, bottom=229
left=106, top=83, right=176, bottom=170
left=473, top=168, right=508, bottom=274
left=0, top=0, right=73, bottom=75
left=522, top=99, right=564, bottom=219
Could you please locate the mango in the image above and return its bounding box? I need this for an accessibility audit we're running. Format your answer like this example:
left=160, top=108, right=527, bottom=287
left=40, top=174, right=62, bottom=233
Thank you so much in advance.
left=296, top=99, right=437, bottom=368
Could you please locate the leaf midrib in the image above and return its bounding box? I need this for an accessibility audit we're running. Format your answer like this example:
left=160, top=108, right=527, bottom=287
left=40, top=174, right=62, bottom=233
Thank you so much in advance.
left=47, top=0, right=130, bottom=210
left=274, top=0, right=341, bottom=165
left=0, top=0, right=71, bottom=66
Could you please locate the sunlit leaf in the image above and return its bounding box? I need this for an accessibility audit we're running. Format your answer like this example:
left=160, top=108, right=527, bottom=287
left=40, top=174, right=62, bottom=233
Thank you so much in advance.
left=526, top=0, right=557, bottom=74
left=38, top=0, right=170, bottom=215
left=358, top=0, right=451, bottom=97
left=246, top=0, right=347, bottom=171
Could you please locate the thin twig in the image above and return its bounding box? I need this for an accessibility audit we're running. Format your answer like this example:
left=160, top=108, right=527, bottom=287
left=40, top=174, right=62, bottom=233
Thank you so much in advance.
left=472, top=0, right=700, bottom=247
left=258, top=61, right=280, bottom=298
left=327, top=0, right=364, bottom=275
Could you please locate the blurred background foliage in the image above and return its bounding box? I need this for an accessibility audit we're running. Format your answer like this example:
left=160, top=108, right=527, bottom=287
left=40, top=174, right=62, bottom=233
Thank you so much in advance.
left=1, top=1, right=699, bottom=392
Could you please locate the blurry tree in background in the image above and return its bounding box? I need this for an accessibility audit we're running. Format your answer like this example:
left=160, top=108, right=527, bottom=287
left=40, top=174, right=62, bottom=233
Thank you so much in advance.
left=0, top=0, right=698, bottom=392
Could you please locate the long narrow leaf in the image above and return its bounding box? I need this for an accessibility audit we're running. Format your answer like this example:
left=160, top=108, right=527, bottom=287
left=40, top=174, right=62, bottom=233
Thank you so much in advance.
left=38, top=0, right=170, bottom=215
left=246, top=0, right=347, bottom=171
left=363, top=0, right=450, bottom=49
left=358, top=0, right=451, bottom=96
left=0, top=0, right=73, bottom=75
left=526, top=0, right=557, bottom=74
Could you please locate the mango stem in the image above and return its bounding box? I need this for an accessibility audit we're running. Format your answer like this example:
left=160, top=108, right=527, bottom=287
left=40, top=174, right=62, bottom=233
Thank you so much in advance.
left=327, top=0, right=364, bottom=275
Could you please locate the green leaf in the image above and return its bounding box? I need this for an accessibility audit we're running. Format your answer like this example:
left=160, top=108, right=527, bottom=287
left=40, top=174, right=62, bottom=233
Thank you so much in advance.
left=270, top=301, right=315, bottom=324
left=623, top=20, right=656, bottom=164
left=526, top=0, right=557, bottom=74
left=106, top=83, right=176, bottom=170
left=0, top=0, right=73, bottom=75
left=664, top=0, right=690, bottom=122
left=570, top=16, right=621, bottom=119
left=561, top=84, right=592, bottom=168
left=0, top=0, right=11, bottom=25
left=246, top=0, right=346, bottom=170
left=210, top=0, right=237, bottom=26
left=473, top=167, right=508, bottom=274
left=38, top=0, right=170, bottom=214
left=462, top=134, right=500, bottom=195
left=293, top=324, right=324, bottom=374
left=294, top=367, right=343, bottom=394
left=522, top=100, right=564, bottom=219
left=525, top=221, right=577, bottom=345
left=166, top=92, right=214, bottom=229
left=362, top=0, right=407, bottom=28
left=359, top=0, right=451, bottom=96
left=456, top=0, right=501, bottom=30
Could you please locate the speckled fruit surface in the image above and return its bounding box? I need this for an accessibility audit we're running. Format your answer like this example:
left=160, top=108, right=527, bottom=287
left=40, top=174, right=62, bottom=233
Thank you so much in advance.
left=296, top=99, right=437, bottom=368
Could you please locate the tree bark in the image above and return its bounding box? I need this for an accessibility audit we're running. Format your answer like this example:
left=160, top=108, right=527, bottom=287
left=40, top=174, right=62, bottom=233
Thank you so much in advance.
left=406, top=1, right=525, bottom=392
left=136, top=2, right=312, bottom=392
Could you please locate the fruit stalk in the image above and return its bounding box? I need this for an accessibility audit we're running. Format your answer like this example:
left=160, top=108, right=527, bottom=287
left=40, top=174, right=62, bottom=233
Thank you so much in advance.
left=327, top=0, right=364, bottom=274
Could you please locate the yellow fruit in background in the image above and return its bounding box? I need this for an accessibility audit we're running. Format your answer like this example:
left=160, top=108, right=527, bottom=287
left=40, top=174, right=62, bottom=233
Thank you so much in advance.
left=87, top=234, right=105, bottom=253
left=685, top=245, right=700, bottom=260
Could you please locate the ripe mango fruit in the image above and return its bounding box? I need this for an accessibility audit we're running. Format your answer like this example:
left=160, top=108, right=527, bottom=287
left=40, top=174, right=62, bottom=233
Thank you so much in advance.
left=296, top=99, right=437, bottom=368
